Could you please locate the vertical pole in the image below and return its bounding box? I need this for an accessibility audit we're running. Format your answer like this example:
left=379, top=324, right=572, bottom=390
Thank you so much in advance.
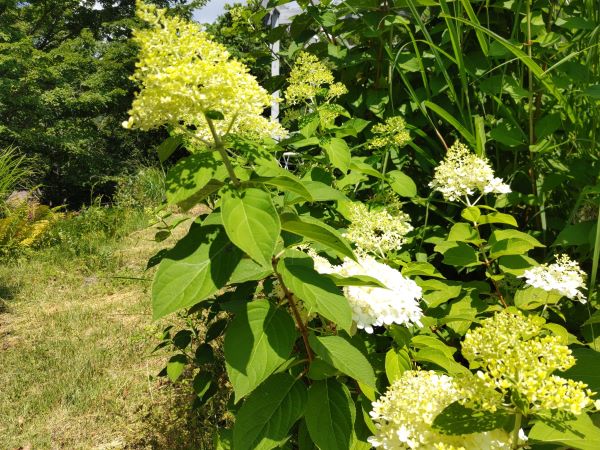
left=270, top=8, right=281, bottom=121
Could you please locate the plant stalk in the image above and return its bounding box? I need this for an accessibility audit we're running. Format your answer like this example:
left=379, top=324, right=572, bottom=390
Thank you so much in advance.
left=273, top=260, right=314, bottom=363
left=205, top=115, right=240, bottom=186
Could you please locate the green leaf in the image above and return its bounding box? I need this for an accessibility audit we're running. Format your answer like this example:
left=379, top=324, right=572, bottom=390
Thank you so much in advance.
left=280, top=212, right=355, bottom=260
left=307, top=358, right=339, bottom=380
left=166, top=354, right=187, bottom=382
left=423, top=100, right=475, bottom=147
left=387, top=170, right=417, bottom=198
left=287, top=181, right=348, bottom=204
left=447, top=223, right=481, bottom=243
left=432, top=401, right=511, bottom=435
left=221, top=188, right=281, bottom=266
left=414, top=348, right=470, bottom=376
left=434, top=241, right=481, bottom=267
left=305, top=379, right=356, bottom=450
left=461, top=206, right=481, bottom=222
left=192, top=372, right=212, bottom=398
left=233, top=373, right=307, bottom=450
left=583, top=85, right=600, bottom=99
left=401, top=261, right=446, bottom=279
left=417, top=279, right=462, bottom=308
left=165, top=152, right=227, bottom=210
left=562, top=348, right=600, bottom=393
left=300, top=112, right=320, bottom=137
left=205, top=109, right=225, bottom=120
left=278, top=256, right=353, bottom=332
left=498, top=255, right=537, bottom=276
left=326, top=273, right=387, bottom=288
left=308, top=334, right=376, bottom=388
left=489, top=229, right=545, bottom=248
left=529, top=413, right=600, bottom=450
left=321, top=137, right=351, bottom=172
left=152, top=224, right=241, bottom=319
left=156, top=135, right=182, bottom=163
left=385, top=347, right=411, bottom=383
left=350, top=159, right=383, bottom=179
left=258, top=175, right=313, bottom=201
left=229, top=258, right=272, bottom=284
left=489, top=239, right=535, bottom=258
left=411, top=335, right=456, bottom=358
left=514, top=286, right=562, bottom=310
left=478, top=212, right=518, bottom=227
left=224, top=301, right=297, bottom=402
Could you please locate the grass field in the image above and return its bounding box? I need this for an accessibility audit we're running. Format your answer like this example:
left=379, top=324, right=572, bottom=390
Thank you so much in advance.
left=0, top=214, right=209, bottom=449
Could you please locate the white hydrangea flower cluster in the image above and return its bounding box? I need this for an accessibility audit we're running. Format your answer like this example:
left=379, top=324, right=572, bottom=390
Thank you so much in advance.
left=429, top=141, right=511, bottom=202
left=462, top=311, right=595, bottom=415
left=520, top=254, right=587, bottom=303
left=368, top=370, right=513, bottom=450
left=344, top=202, right=413, bottom=257
left=312, top=253, right=423, bottom=333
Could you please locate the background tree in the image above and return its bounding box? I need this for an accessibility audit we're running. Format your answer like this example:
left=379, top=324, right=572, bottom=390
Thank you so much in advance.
left=0, top=0, right=205, bottom=206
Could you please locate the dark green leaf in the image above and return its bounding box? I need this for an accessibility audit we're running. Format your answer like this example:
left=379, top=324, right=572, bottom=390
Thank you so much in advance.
left=152, top=224, right=241, bottom=319
left=279, top=256, right=353, bottom=332
left=221, top=188, right=281, bottom=267
left=157, top=135, right=182, bottom=163
left=432, top=401, right=511, bottom=435
left=233, top=373, right=307, bottom=450
left=387, top=170, right=417, bottom=198
left=166, top=354, right=187, bottom=382
left=280, top=212, right=355, bottom=260
left=165, top=152, right=227, bottom=210
left=305, top=379, right=356, bottom=450
left=308, top=334, right=376, bottom=387
left=562, top=348, right=600, bottom=393
left=321, top=137, right=351, bottom=173
left=224, top=301, right=297, bottom=402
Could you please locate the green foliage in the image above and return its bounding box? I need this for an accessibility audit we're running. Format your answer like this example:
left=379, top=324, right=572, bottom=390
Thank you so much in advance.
left=0, top=1, right=205, bottom=205
left=120, top=1, right=600, bottom=448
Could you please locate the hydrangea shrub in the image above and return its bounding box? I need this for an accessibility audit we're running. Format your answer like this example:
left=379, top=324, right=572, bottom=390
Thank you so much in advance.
left=124, top=3, right=600, bottom=449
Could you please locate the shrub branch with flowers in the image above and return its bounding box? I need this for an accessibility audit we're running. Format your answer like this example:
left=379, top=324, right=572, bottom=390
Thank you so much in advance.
left=124, top=3, right=600, bottom=449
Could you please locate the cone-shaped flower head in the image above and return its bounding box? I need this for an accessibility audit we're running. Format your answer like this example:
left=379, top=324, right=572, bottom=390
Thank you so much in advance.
left=368, top=116, right=412, bottom=149
left=343, top=202, right=413, bottom=256
left=461, top=310, right=594, bottom=415
left=123, top=1, right=286, bottom=144
left=429, top=141, right=510, bottom=202
left=284, top=51, right=347, bottom=105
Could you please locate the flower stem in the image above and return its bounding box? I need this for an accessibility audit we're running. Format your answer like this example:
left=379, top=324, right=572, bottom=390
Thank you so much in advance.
left=273, top=259, right=314, bottom=363
left=205, top=115, right=240, bottom=187
left=512, top=413, right=522, bottom=449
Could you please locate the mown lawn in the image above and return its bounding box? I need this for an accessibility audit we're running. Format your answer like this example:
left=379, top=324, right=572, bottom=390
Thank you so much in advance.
left=0, top=218, right=208, bottom=449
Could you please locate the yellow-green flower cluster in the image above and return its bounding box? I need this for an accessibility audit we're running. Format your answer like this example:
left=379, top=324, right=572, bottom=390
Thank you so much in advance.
left=284, top=52, right=346, bottom=104
left=368, top=370, right=512, bottom=449
left=462, top=311, right=594, bottom=415
left=368, top=116, right=412, bottom=149
left=429, top=141, right=511, bottom=202
left=122, top=1, right=286, bottom=144
left=344, top=202, right=413, bottom=256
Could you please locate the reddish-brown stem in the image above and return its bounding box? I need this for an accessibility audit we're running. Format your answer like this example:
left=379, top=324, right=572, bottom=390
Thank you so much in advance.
left=473, top=222, right=509, bottom=308
left=273, top=260, right=314, bottom=363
